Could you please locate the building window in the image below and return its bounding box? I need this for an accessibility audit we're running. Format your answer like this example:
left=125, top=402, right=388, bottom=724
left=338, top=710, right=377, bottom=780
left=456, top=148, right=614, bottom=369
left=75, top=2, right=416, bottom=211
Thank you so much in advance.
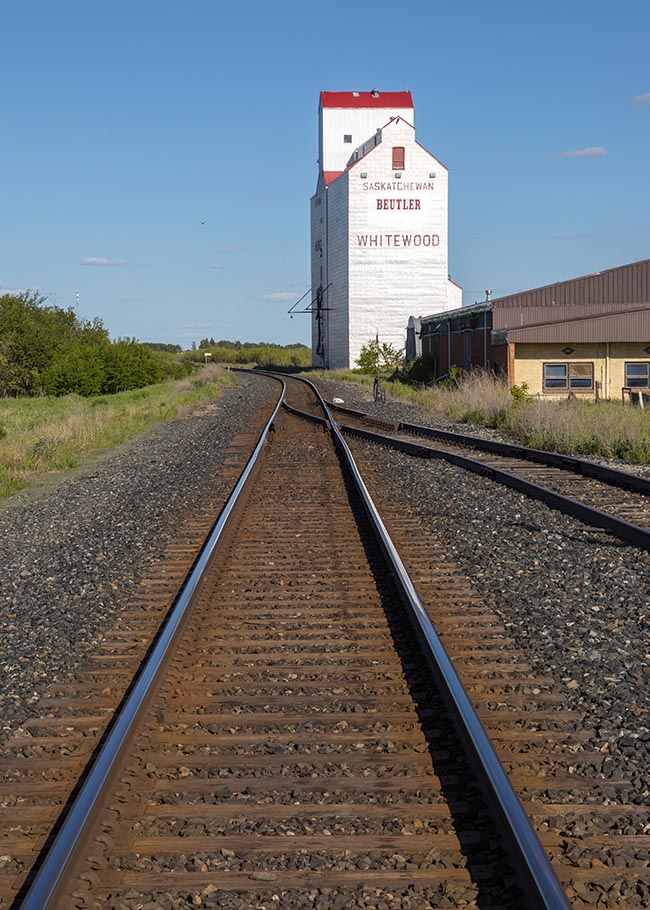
left=544, top=363, right=567, bottom=389
left=343, top=134, right=352, bottom=143
left=625, top=362, right=650, bottom=388
left=543, top=362, right=594, bottom=391
left=392, top=146, right=405, bottom=170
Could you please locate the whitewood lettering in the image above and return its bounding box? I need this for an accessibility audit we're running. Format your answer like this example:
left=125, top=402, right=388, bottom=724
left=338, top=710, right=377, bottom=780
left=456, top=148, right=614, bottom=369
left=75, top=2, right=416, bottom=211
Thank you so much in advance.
left=356, top=234, right=440, bottom=247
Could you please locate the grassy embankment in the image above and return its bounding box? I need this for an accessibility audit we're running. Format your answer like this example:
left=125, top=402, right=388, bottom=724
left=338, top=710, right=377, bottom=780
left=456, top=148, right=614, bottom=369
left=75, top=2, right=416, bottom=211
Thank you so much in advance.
left=0, top=365, right=238, bottom=499
left=315, top=370, right=650, bottom=464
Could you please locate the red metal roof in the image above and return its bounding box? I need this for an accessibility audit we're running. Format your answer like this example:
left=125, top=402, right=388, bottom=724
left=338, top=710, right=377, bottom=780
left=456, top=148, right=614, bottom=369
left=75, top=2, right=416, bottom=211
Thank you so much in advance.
left=323, top=170, right=344, bottom=186
left=321, top=91, right=413, bottom=109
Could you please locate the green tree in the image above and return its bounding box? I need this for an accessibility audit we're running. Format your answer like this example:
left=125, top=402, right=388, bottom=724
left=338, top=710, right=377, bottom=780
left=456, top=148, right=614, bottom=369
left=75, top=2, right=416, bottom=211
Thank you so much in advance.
left=0, top=293, right=192, bottom=398
left=356, top=338, right=404, bottom=374
left=0, top=293, right=108, bottom=396
left=101, top=339, right=163, bottom=393
left=142, top=342, right=182, bottom=354
left=42, top=340, right=106, bottom=396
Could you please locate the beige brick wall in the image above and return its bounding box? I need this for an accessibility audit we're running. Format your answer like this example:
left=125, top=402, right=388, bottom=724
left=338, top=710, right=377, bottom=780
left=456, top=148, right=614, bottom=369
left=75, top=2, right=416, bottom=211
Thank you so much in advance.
left=609, top=343, right=650, bottom=397
left=513, top=342, right=650, bottom=398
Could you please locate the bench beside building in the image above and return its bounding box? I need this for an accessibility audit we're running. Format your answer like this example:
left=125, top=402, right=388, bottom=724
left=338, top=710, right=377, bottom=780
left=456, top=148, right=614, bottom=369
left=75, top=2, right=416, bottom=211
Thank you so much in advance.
left=414, top=258, right=650, bottom=398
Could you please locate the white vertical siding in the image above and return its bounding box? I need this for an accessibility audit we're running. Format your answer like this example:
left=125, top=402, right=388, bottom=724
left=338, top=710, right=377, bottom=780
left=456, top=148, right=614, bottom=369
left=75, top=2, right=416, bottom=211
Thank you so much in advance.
left=447, top=279, right=463, bottom=310
left=312, top=103, right=456, bottom=370
left=345, top=119, right=452, bottom=367
left=321, top=106, right=414, bottom=175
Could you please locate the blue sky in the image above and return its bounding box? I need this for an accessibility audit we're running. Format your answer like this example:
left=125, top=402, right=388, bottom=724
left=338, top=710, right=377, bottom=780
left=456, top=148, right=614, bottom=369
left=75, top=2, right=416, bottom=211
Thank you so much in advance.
left=1, top=0, right=648, bottom=348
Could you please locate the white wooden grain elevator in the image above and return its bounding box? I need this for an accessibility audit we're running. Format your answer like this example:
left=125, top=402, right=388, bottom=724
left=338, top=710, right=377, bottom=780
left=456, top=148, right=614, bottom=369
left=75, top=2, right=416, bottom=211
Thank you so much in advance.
left=311, top=90, right=460, bottom=368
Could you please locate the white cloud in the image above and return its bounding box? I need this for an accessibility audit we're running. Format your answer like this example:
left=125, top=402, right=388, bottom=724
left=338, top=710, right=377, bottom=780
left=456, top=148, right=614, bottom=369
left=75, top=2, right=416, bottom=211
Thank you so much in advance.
left=81, top=257, right=128, bottom=266
left=181, top=322, right=212, bottom=329
left=208, top=264, right=226, bottom=270
left=264, top=292, right=298, bottom=302
left=551, top=147, right=607, bottom=159
left=216, top=245, right=245, bottom=253
left=630, top=93, right=650, bottom=104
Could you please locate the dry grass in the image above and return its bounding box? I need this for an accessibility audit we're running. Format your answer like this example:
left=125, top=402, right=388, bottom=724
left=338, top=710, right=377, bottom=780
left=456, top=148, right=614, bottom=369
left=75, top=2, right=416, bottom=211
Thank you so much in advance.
left=503, top=397, right=650, bottom=461
left=0, top=365, right=237, bottom=498
left=314, top=369, right=650, bottom=464
left=312, top=369, right=513, bottom=423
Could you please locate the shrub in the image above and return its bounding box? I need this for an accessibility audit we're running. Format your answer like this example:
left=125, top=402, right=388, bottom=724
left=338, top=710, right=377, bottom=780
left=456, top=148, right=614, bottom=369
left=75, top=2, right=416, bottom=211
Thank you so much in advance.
left=509, top=382, right=530, bottom=406
left=41, top=341, right=106, bottom=396
left=356, top=338, right=404, bottom=374
left=406, top=356, right=434, bottom=384
left=101, top=339, right=163, bottom=393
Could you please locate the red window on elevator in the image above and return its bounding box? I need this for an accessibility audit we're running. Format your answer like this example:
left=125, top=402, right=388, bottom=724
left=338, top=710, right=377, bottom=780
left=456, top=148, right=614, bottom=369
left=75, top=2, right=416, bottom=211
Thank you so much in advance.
left=392, top=146, right=405, bottom=170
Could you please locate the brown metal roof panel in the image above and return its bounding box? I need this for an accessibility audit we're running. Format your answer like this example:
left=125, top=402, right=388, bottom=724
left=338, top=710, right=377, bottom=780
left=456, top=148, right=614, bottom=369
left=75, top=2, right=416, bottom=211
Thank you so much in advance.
left=492, top=300, right=648, bottom=330
left=505, top=309, right=650, bottom=344
left=491, top=259, right=650, bottom=311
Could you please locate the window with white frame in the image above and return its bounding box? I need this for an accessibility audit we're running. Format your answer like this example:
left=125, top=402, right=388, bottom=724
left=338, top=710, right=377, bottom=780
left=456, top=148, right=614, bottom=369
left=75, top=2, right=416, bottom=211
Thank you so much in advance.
left=543, top=362, right=594, bottom=391
left=625, top=362, right=650, bottom=388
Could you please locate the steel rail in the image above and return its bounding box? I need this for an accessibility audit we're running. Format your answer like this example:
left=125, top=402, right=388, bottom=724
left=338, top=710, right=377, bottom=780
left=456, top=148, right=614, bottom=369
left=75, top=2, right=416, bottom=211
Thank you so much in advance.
left=280, top=373, right=569, bottom=910
left=334, top=421, right=650, bottom=549
left=326, top=399, right=650, bottom=495
left=20, top=378, right=287, bottom=910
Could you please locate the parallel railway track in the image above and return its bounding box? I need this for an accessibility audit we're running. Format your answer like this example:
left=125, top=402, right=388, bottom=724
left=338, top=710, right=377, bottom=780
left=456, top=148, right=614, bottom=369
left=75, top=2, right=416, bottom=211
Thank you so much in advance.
left=325, top=398, right=650, bottom=549
left=0, top=374, right=646, bottom=909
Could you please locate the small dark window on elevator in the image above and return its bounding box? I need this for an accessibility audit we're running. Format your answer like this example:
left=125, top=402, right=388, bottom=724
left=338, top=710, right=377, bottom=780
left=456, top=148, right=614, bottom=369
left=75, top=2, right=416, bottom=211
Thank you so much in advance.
left=344, top=134, right=352, bottom=143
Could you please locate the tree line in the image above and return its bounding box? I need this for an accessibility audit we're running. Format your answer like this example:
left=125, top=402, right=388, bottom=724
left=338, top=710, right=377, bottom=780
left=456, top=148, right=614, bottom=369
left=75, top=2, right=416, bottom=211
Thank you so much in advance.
left=184, top=340, right=311, bottom=367
left=196, top=337, right=308, bottom=353
left=0, top=293, right=190, bottom=397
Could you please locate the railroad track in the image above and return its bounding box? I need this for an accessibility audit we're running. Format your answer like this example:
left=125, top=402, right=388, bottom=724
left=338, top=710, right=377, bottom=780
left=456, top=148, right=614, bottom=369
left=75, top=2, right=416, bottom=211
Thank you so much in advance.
left=0, top=374, right=646, bottom=909
left=325, top=399, right=650, bottom=549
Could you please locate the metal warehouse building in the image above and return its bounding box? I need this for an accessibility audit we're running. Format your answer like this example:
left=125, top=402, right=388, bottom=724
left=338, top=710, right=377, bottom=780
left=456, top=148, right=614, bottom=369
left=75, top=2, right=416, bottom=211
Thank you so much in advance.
left=414, top=259, right=650, bottom=398
left=311, top=90, right=460, bottom=369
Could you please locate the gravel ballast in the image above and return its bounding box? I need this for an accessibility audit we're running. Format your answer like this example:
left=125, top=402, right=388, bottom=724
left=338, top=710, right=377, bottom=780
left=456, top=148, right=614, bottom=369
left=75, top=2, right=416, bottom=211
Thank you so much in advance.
left=2, top=371, right=647, bottom=780
left=314, top=377, right=650, bottom=805
left=1, top=372, right=648, bottom=908
left=0, top=374, right=278, bottom=743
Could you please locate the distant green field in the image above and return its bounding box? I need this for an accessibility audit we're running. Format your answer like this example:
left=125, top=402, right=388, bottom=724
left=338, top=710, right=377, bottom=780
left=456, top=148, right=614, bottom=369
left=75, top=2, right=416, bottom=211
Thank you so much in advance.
left=0, top=366, right=237, bottom=499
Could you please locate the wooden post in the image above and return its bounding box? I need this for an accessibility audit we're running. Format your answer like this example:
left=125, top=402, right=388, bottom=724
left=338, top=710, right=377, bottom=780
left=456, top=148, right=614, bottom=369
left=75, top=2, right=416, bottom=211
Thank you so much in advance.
left=507, top=342, right=515, bottom=387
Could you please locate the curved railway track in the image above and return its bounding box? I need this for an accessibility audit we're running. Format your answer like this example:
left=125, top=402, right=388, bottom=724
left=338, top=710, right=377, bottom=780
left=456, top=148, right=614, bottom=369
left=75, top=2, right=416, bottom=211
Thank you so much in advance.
left=325, top=398, right=650, bottom=549
left=0, top=373, right=646, bottom=909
